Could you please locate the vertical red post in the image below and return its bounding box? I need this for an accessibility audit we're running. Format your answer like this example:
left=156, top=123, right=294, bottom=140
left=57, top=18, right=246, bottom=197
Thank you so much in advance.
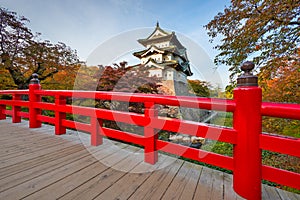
left=0, top=104, right=6, bottom=120
left=55, top=95, right=66, bottom=135
left=12, top=94, right=21, bottom=123
left=233, top=61, right=262, bottom=200
left=29, top=73, right=42, bottom=128
left=144, top=101, right=158, bottom=165
left=90, top=116, right=103, bottom=146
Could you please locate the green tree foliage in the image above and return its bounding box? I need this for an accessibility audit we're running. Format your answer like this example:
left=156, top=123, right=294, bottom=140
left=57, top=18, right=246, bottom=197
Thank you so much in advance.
left=187, top=79, right=210, bottom=97
left=205, top=0, right=300, bottom=81
left=0, top=7, right=80, bottom=89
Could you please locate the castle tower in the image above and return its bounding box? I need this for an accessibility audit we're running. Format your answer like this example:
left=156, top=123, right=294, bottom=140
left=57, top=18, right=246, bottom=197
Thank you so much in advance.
left=133, top=22, right=193, bottom=95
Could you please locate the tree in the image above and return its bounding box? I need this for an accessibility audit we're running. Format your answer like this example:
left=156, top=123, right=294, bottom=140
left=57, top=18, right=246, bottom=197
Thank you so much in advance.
left=205, top=0, right=300, bottom=81
left=261, top=59, right=300, bottom=104
left=260, top=55, right=300, bottom=138
left=0, top=7, right=79, bottom=89
left=187, top=79, right=210, bottom=97
left=74, top=62, right=161, bottom=109
left=92, top=62, right=161, bottom=94
left=206, top=2, right=300, bottom=182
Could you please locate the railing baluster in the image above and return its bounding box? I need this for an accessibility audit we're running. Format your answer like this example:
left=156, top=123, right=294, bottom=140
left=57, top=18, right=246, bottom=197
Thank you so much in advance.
left=144, top=101, right=158, bottom=164
left=12, top=94, right=21, bottom=123
left=0, top=104, right=5, bottom=120
left=55, top=95, right=66, bottom=135
left=91, top=116, right=103, bottom=146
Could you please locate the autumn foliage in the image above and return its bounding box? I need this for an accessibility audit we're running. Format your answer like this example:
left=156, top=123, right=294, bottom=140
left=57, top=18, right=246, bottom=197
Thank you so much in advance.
left=0, top=7, right=80, bottom=89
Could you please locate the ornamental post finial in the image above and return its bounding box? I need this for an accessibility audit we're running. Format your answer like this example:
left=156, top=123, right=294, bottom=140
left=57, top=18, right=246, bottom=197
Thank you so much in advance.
left=156, top=21, right=159, bottom=27
left=237, top=61, right=258, bottom=87
left=29, top=73, right=40, bottom=84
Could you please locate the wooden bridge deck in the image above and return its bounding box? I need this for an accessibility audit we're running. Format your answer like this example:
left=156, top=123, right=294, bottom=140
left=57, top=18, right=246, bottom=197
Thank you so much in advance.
left=0, top=119, right=299, bottom=200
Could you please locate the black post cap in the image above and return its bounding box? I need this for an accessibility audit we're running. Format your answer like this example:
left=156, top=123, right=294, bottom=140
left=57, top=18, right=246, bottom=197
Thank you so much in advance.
left=237, top=61, right=258, bottom=87
left=29, top=73, right=40, bottom=84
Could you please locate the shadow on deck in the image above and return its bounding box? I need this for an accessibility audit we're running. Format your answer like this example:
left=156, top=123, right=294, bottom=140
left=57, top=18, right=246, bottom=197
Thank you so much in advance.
left=0, top=119, right=299, bottom=200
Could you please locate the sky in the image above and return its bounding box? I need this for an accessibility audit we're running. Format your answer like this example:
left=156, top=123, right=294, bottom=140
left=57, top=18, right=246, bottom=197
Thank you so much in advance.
left=0, top=0, right=231, bottom=89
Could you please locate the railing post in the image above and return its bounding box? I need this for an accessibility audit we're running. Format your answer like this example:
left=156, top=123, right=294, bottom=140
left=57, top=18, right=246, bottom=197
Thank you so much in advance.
left=0, top=104, right=5, bottom=120
left=91, top=116, right=103, bottom=146
left=144, top=102, right=158, bottom=165
left=29, top=73, right=42, bottom=128
left=12, top=94, right=21, bottom=123
left=55, top=95, right=66, bottom=135
left=233, top=61, right=262, bottom=200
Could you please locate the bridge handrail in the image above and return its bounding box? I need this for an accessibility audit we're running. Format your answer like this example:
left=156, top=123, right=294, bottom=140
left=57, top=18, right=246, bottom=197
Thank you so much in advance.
left=0, top=62, right=299, bottom=200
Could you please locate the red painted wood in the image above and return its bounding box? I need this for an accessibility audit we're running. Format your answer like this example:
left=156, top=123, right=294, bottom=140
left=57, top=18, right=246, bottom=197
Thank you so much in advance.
left=102, top=127, right=145, bottom=146
left=260, top=133, right=300, bottom=158
left=55, top=95, right=66, bottom=135
left=37, top=115, right=55, bottom=124
left=0, top=100, right=30, bottom=107
left=157, top=140, right=234, bottom=170
left=35, top=90, right=236, bottom=111
left=261, top=102, right=300, bottom=120
left=18, top=111, right=29, bottom=118
left=233, top=86, right=262, bottom=200
left=90, top=117, right=103, bottom=146
left=144, top=102, right=158, bottom=164
left=262, top=165, right=300, bottom=190
left=29, top=84, right=41, bottom=128
left=0, top=104, right=6, bottom=120
left=151, top=117, right=237, bottom=144
left=61, top=119, right=90, bottom=132
left=0, top=90, right=29, bottom=95
left=12, top=94, right=22, bottom=123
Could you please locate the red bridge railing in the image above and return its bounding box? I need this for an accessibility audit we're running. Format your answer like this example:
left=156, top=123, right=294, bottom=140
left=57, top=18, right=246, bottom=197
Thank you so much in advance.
left=0, top=62, right=299, bottom=199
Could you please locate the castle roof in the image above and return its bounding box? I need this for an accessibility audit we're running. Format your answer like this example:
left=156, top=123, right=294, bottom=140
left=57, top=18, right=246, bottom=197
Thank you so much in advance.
left=137, top=23, right=185, bottom=50
left=133, top=45, right=186, bottom=61
left=132, top=57, right=192, bottom=76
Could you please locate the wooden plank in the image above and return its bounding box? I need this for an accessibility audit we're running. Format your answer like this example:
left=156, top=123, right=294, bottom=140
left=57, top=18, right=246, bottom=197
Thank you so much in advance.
left=0, top=129, right=79, bottom=150
left=59, top=148, right=144, bottom=200
left=93, top=154, right=170, bottom=200
left=0, top=141, right=128, bottom=199
left=0, top=141, right=128, bottom=193
left=0, top=140, right=76, bottom=159
left=262, top=185, right=271, bottom=199
left=0, top=146, right=93, bottom=193
left=264, top=185, right=282, bottom=199
left=0, top=139, right=80, bottom=168
left=276, top=187, right=300, bottom=200
left=210, top=169, right=225, bottom=200
left=22, top=145, right=141, bottom=199
left=128, top=159, right=184, bottom=200
left=0, top=130, right=48, bottom=142
left=223, top=173, right=245, bottom=200
left=178, top=163, right=203, bottom=200
left=193, top=165, right=213, bottom=199
left=0, top=144, right=83, bottom=179
left=161, top=161, right=202, bottom=200
left=0, top=137, right=73, bottom=159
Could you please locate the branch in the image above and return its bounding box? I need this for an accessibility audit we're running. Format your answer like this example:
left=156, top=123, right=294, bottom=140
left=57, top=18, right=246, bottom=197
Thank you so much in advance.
left=34, top=62, right=46, bottom=75
left=38, top=69, right=59, bottom=81
left=255, top=4, right=300, bottom=26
